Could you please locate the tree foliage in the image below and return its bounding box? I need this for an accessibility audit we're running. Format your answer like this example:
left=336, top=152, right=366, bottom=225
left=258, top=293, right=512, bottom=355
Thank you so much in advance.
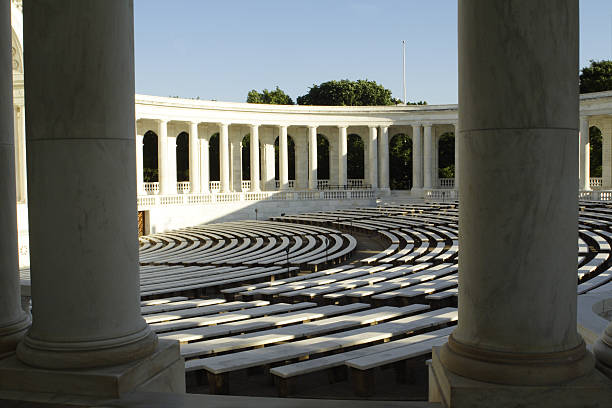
left=590, top=126, right=602, bottom=177
left=389, top=133, right=412, bottom=189
left=347, top=134, right=364, bottom=179
left=438, top=132, right=455, bottom=179
left=297, top=79, right=419, bottom=106
left=247, top=86, right=294, bottom=105
left=580, top=60, right=612, bottom=94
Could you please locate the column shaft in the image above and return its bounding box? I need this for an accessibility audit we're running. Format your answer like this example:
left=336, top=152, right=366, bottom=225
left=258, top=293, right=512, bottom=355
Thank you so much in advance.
left=166, top=133, right=177, bottom=194
left=423, top=124, right=433, bottom=189
left=18, top=0, right=156, bottom=368
left=199, top=135, right=210, bottom=193
left=250, top=125, right=260, bottom=192
left=579, top=117, right=590, bottom=191
left=189, top=122, right=200, bottom=193
left=338, top=126, right=347, bottom=187
left=439, top=0, right=592, bottom=385
left=308, top=126, right=317, bottom=190
left=0, top=0, right=30, bottom=354
left=219, top=123, right=230, bottom=193
left=157, top=119, right=169, bottom=194
left=368, top=126, right=378, bottom=189
left=412, top=125, right=423, bottom=189
left=279, top=125, right=289, bottom=190
left=14, top=105, right=27, bottom=202
left=135, top=128, right=145, bottom=196
left=378, top=126, right=389, bottom=189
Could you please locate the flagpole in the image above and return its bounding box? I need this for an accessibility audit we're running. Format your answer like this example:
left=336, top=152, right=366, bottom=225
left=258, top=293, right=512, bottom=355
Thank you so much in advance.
left=402, top=40, right=407, bottom=104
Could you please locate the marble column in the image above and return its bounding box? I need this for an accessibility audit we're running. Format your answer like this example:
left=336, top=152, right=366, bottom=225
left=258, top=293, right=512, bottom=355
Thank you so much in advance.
left=338, top=125, right=348, bottom=187
left=157, top=119, right=169, bottom=194
left=438, top=0, right=593, bottom=387
left=600, top=119, right=612, bottom=189
left=423, top=124, right=433, bottom=189
left=199, top=133, right=210, bottom=193
left=412, top=124, right=423, bottom=189
left=14, top=104, right=27, bottom=203
left=189, top=121, right=200, bottom=194
left=308, top=126, right=317, bottom=190
left=18, top=0, right=157, bottom=368
left=0, top=0, right=30, bottom=355
left=279, top=125, right=289, bottom=190
left=368, top=126, right=378, bottom=189
left=453, top=123, right=459, bottom=191
left=250, top=124, right=260, bottom=192
left=166, top=132, right=178, bottom=194
left=135, top=125, right=146, bottom=196
left=378, top=126, right=390, bottom=190
left=219, top=123, right=230, bottom=193
left=579, top=116, right=590, bottom=191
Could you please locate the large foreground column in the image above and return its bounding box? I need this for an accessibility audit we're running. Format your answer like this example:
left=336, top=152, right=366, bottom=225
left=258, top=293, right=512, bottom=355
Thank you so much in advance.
left=0, top=0, right=30, bottom=355
left=279, top=125, right=289, bottom=190
left=250, top=124, right=260, bottom=192
left=308, top=126, right=317, bottom=190
left=368, top=126, right=378, bottom=189
left=423, top=124, right=433, bottom=189
left=17, top=0, right=157, bottom=369
left=412, top=124, right=423, bottom=189
left=436, top=0, right=593, bottom=392
left=219, top=123, right=230, bottom=193
left=338, top=125, right=347, bottom=187
left=189, top=122, right=200, bottom=194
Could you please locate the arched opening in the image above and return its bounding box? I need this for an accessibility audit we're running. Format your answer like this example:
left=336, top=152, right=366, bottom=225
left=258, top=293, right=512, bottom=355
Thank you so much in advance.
left=347, top=134, right=364, bottom=180
left=317, top=134, right=330, bottom=181
left=209, top=133, right=220, bottom=182
left=143, top=131, right=158, bottom=182
left=389, top=133, right=412, bottom=189
left=274, top=135, right=296, bottom=181
left=242, top=135, right=251, bottom=180
left=176, top=131, right=189, bottom=182
left=590, top=126, right=602, bottom=179
left=438, top=132, right=455, bottom=187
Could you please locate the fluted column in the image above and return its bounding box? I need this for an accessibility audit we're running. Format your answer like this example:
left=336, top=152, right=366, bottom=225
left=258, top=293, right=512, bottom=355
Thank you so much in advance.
left=453, top=123, right=459, bottom=191
left=338, top=125, right=348, bottom=187
left=135, top=124, right=145, bottom=196
left=17, top=0, right=157, bottom=368
left=378, top=126, right=390, bottom=190
left=199, top=134, right=210, bottom=193
left=157, top=119, right=169, bottom=194
left=249, top=124, right=261, bottom=192
left=0, top=0, right=30, bottom=355
left=279, top=125, right=289, bottom=190
left=579, top=116, right=590, bottom=191
left=412, top=124, right=423, bottom=189
left=219, top=123, right=230, bottom=193
left=437, top=0, right=592, bottom=388
left=189, top=122, right=200, bottom=194
left=423, top=124, right=433, bottom=189
left=368, top=126, right=378, bottom=189
left=308, top=126, right=317, bottom=190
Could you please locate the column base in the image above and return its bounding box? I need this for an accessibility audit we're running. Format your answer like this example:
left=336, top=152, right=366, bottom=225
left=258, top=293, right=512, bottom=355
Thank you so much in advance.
left=0, top=339, right=184, bottom=399
left=429, top=347, right=612, bottom=408
left=593, top=326, right=612, bottom=380
left=17, top=325, right=157, bottom=370
left=0, top=313, right=31, bottom=356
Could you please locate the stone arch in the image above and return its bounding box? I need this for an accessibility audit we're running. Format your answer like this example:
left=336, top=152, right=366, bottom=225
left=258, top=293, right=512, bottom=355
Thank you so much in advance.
left=209, top=132, right=220, bottom=181
left=274, top=135, right=296, bottom=181
left=438, top=131, right=455, bottom=179
left=176, top=131, right=189, bottom=182
left=590, top=126, right=602, bottom=178
left=389, top=133, right=412, bottom=189
left=317, top=134, right=330, bottom=180
left=347, top=133, right=364, bottom=179
left=143, top=131, right=158, bottom=182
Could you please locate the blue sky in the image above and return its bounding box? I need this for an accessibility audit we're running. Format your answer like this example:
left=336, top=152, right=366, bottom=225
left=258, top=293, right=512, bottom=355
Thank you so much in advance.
left=134, top=1, right=612, bottom=105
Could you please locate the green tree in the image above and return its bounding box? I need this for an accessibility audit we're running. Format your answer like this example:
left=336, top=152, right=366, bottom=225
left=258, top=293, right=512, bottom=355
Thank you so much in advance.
left=389, top=133, right=412, bottom=189
left=590, top=126, right=602, bottom=177
left=347, top=134, right=364, bottom=179
left=580, top=60, right=612, bottom=93
left=247, top=86, right=294, bottom=105
left=438, top=132, right=455, bottom=178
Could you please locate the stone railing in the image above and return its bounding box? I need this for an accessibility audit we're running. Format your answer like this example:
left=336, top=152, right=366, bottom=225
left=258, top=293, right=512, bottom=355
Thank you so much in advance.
left=275, top=180, right=296, bottom=189
left=177, top=181, right=190, bottom=194
left=137, top=189, right=376, bottom=208
left=209, top=181, right=221, bottom=192
left=347, top=179, right=365, bottom=188
left=317, top=179, right=330, bottom=189
left=241, top=180, right=251, bottom=191
left=143, top=182, right=159, bottom=195
left=579, top=190, right=612, bottom=201
left=590, top=178, right=603, bottom=190
left=438, top=178, right=455, bottom=189
left=424, top=189, right=458, bottom=201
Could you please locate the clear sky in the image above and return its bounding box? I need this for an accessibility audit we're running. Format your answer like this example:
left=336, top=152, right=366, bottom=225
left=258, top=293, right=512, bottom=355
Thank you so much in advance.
left=134, top=1, right=612, bottom=105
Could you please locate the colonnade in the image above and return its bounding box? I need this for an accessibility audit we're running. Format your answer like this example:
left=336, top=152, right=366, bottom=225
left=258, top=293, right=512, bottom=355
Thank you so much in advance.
left=580, top=115, right=612, bottom=190
left=134, top=120, right=459, bottom=195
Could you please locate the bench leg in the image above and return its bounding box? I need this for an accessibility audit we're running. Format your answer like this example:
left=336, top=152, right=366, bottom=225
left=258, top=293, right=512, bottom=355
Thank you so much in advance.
left=276, top=377, right=294, bottom=397
left=207, top=372, right=229, bottom=395
left=351, top=367, right=375, bottom=397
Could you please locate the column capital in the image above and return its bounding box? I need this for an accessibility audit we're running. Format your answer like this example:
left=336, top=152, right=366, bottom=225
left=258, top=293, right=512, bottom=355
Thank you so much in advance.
left=308, top=125, right=318, bottom=130
left=156, top=118, right=168, bottom=125
left=411, top=123, right=422, bottom=130
left=278, top=124, right=289, bottom=130
left=249, top=123, right=260, bottom=130
left=337, top=124, right=348, bottom=129
left=367, top=124, right=379, bottom=129
left=423, top=122, right=433, bottom=128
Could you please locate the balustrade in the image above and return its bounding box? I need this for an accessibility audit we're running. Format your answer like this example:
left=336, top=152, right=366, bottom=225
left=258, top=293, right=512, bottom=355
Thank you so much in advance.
left=590, top=177, right=603, bottom=190
left=347, top=179, right=365, bottom=188
left=438, top=178, right=455, bottom=189
left=209, top=181, right=221, bottom=191
left=143, top=182, right=159, bottom=195
left=275, top=180, right=295, bottom=189
left=177, top=181, right=190, bottom=194
left=241, top=180, right=251, bottom=191
left=316, top=179, right=329, bottom=189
